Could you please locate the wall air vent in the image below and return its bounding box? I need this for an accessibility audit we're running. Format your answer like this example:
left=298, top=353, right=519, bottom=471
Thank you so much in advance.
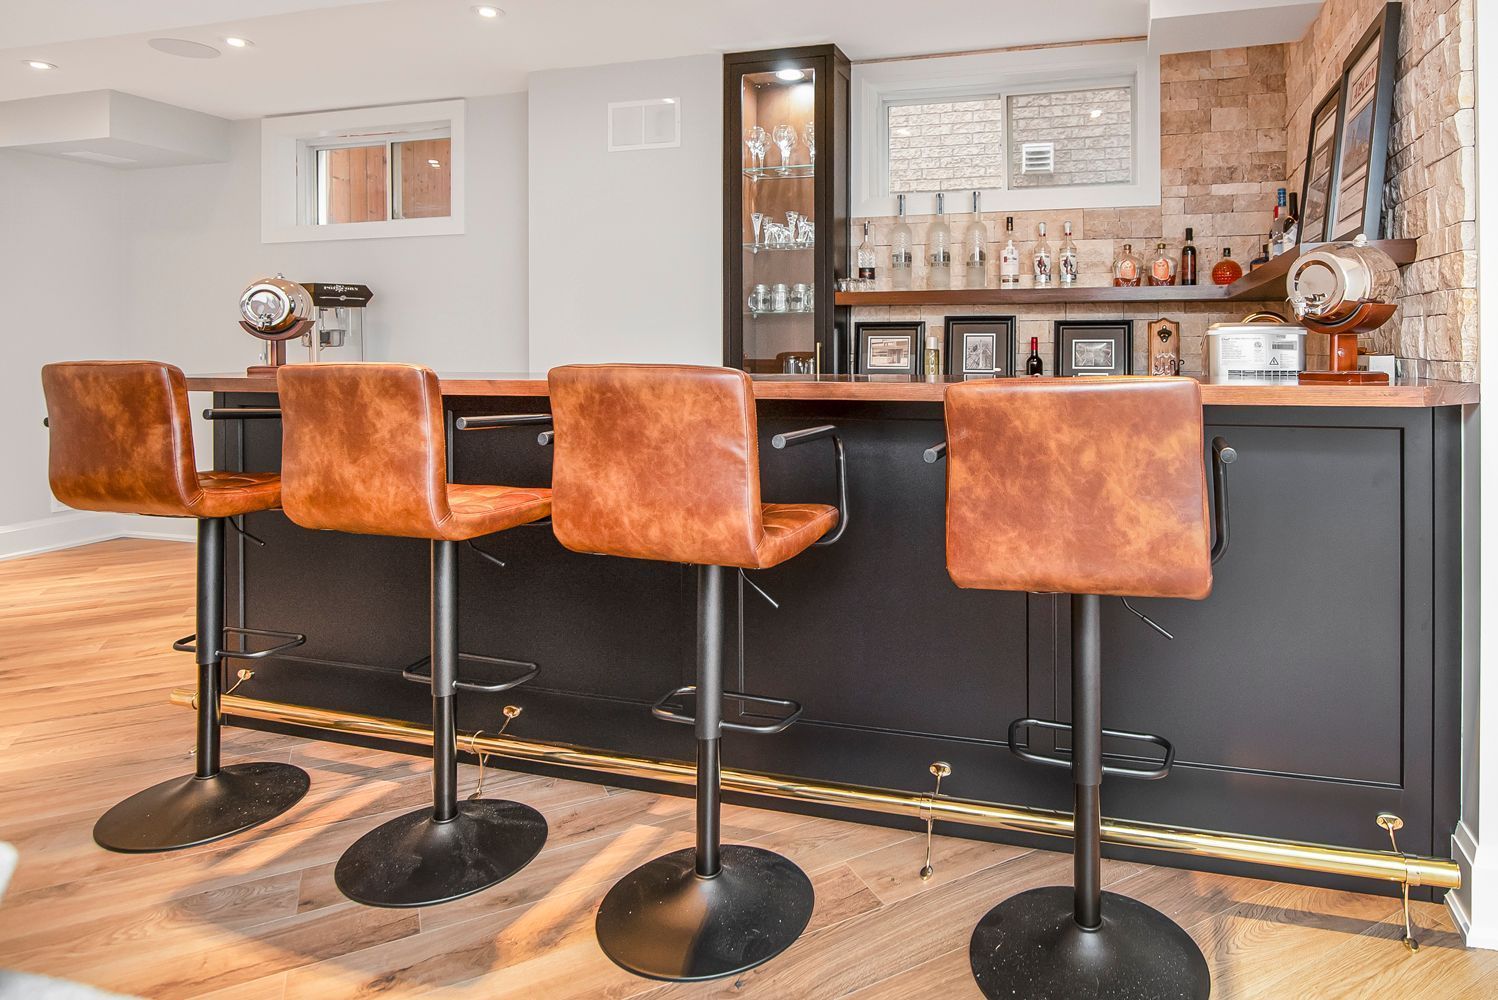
left=1021, top=141, right=1055, bottom=174
left=607, top=99, right=680, bottom=152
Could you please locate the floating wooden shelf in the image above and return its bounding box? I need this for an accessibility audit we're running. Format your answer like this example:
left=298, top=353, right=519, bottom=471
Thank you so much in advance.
left=833, top=239, right=1418, bottom=308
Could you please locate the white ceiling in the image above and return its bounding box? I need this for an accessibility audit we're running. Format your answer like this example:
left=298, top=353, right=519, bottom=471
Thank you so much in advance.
left=1, top=0, right=1160, bottom=119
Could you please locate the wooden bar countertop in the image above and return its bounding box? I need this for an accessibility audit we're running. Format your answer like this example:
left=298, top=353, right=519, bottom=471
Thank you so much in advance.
left=187, top=371, right=1479, bottom=408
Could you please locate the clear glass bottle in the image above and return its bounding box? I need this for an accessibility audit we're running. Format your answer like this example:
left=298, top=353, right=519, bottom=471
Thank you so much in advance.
left=1148, top=242, right=1176, bottom=286
left=890, top=194, right=914, bottom=290
left=963, top=191, right=987, bottom=289
left=856, top=221, right=876, bottom=283
left=1268, top=187, right=1288, bottom=255
left=999, top=215, right=1020, bottom=286
left=1112, top=243, right=1143, bottom=286
left=925, top=335, right=942, bottom=381
left=1058, top=221, right=1078, bottom=285
left=927, top=193, right=951, bottom=290
left=1032, top=222, right=1052, bottom=286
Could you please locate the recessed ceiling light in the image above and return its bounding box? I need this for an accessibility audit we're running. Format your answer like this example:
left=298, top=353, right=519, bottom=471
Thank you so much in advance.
left=25, top=60, right=57, bottom=71
left=224, top=37, right=254, bottom=49
left=775, top=68, right=805, bottom=82
left=148, top=38, right=221, bottom=59
left=473, top=5, right=503, bottom=17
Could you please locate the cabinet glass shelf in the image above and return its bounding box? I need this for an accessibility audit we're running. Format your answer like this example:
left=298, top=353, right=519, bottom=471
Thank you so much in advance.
left=742, top=164, right=816, bottom=180
left=743, top=242, right=814, bottom=253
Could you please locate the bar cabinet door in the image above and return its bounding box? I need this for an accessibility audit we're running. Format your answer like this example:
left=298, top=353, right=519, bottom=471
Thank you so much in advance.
left=724, top=45, right=850, bottom=374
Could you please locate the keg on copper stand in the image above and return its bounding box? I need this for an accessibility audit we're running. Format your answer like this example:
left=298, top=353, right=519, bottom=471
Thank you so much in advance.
left=1287, top=236, right=1399, bottom=385
left=238, top=276, right=373, bottom=375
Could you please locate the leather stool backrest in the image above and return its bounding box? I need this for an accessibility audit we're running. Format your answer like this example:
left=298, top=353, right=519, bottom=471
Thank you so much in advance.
left=944, top=377, right=1212, bottom=599
left=278, top=363, right=455, bottom=539
left=548, top=364, right=765, bottom=566
left=41, top=360, right=204, bottom=517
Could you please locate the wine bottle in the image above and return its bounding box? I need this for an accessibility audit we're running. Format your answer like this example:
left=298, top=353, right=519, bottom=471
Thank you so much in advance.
left=1180, top=227, right=1197, bottom=286
left=1026, top=337, right=1043, bottom=376
left=890, top=194, right=913, bottom=291
left=856, top=221, right=876, bottom=282
left=927, top=193, right=951, bottom=290
left=999, top=216, right=1020, bottom=286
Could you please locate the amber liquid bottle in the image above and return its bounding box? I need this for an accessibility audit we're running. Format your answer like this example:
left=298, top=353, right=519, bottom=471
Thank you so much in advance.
left=1211, top=247, right=1243, bottom=285
left=1179, top=227, right=1198, bottom=286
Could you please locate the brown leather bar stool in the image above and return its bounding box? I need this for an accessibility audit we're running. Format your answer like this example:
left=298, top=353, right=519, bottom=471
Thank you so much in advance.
left=277, top=363, right=550, bottom=908
left=938, top=376, right=1234, bottom=1000
left=547, top=363, right=845, bottom=982
left=41, top=361, right=310, bottom=852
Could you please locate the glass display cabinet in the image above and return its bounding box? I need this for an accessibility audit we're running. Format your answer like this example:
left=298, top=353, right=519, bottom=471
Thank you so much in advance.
left=724, top=45, right=850, bottom=373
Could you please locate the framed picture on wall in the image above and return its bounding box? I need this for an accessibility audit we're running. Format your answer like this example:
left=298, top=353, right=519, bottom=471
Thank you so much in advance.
left=1299, top=85, right=1344, bottom=244
left=1327, top=2, right=1401, bottom=241
left=854, top=321, right=924, bottom=375
left=1055, top=320, right=1133, bottom=377
left=944, top=316, right=1016, bottom=378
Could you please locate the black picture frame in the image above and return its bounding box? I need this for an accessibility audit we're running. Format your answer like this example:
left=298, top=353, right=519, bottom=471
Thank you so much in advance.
left=854, top=321, right=924, bottom=375
left=943, top=316, right=1016, bottom=378
left=1055, top=320, right=1133, bottom=377
left=1326, top=2, right=1401, bottom=242
left=1299, top=84, right=1345, bottom=244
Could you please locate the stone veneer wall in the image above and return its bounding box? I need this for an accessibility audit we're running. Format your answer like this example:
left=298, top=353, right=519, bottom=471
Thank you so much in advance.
left=1284, top=0, right=1477, bottom=381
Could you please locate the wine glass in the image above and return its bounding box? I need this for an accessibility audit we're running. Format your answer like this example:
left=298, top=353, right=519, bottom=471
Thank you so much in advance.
left=772, top=124, right=796, bottom=172
left=750, top=211, right=764, bottom=248
left=803, top=123, right=815, bottom=166
left=744, top=126, right=768, bottom=170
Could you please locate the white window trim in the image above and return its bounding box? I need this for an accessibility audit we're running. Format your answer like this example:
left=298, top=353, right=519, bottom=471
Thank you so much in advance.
left=852, top=42, right=1160, bottom=217
left=261, top=100, right=465, bottom=243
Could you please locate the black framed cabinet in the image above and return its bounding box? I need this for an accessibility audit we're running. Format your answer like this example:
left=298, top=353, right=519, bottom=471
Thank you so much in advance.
left=724, top=44, right=850, bottom=374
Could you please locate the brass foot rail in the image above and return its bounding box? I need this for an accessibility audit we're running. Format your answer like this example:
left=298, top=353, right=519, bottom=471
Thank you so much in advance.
left=174, top=688, right=1459, bottom=894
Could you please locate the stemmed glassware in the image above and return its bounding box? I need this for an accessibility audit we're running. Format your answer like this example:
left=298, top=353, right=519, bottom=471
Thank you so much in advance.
left=771, top=124, right=797, bottom=172
left=744, top=126, right=768, bottom=170
left=804, top=123, right=815, bottom=166
left=750, top=211, right=764, bottom=248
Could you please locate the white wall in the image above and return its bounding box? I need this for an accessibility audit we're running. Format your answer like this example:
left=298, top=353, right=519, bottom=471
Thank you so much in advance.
left=527, top=54, right=721, bottom=371
left=0, top=149, right=132, bottom=554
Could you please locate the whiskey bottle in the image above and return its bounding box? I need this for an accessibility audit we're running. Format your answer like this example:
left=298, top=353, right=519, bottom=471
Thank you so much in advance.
left=890, top=194, right=913, bottom=291
left=1112, top=243, right=1143, bottom=286
left=1148, top=242, right=1176, bottom=286
left=927, top=193, right=952, bottom=290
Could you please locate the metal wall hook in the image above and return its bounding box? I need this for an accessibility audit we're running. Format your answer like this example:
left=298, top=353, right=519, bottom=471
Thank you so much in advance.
left=919, top=761, right=952, bottom=881
left=1119, top=598, right=1174, bottom=640
left=739, top=569, right=779, bottom=609
left=467, top=540, right=506, bottom=569
left=227, top=516, right=266, bottom=547
left=1377, top=812, right=1420, bottom=952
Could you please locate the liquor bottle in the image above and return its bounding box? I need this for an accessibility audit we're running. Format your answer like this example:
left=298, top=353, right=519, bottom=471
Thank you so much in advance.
left=1058, top=221, right=1078, bottom=285
left=1279, top=192, right=1299, bottom=253
left=925, top=335, right=942, bottom=380
left=1211, top=247, right=1243, bottom=285
left=856, top=221, right=876, bottom=282
left=1112, top=243, right=1143, bottom=286
left=1148, top=242, right=1176, bottom=286
left=890, top=194, right=913, bottom=291
left=1032, top=222, right=1052, bottom=286
left=927, top=192, right=952, bottom=290
left=1025, top=336, right=1044, bottom=376
left=1267, top=187, right=1289, bottom=256
left=962, top=191, right=987, bottom=289
left=1249, top=242, right=1271, bottom=271
left=1180, top=227, right=1197, bottom=285
left=999, top=216, right=1021, bottom=286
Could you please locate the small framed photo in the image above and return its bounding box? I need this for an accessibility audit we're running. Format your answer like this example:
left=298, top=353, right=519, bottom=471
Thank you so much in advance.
left=854, top=321, right=924, bottom=375
left=1055, top=320, right=1133, bottom=377
left=1327, top=2, right=1400, bottom=241
left=1299, top=85, right=1343, bottom=244
left=944, top=316, right=1016, bottom=378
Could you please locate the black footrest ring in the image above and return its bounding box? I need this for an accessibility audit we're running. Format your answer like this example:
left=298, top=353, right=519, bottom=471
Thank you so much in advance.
left=402, top=652, right=539, bottom=693
left=652, top=685, right=803, bottom=735
left=1007, top=717, right=1175, bottom=780
left=173, top=626, right=306, bottom=660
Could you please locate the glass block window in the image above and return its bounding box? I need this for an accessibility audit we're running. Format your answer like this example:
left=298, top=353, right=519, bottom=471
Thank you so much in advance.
left=886, top=98, right=1005, bottom=194
left=1006, top=86, right=1133, bottom=188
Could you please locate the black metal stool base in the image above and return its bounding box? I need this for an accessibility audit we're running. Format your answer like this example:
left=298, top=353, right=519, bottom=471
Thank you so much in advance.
left=334, top=799, right=548, bottom=908
left=595, top=845, right=814, bottom=982
left=970, top=886, right=1209, bottom=1000
left=93, top=762, right=310, bottom=853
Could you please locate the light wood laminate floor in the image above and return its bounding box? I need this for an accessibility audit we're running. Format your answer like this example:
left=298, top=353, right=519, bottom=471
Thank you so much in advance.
left=0, top=539, right=1491, bottom=999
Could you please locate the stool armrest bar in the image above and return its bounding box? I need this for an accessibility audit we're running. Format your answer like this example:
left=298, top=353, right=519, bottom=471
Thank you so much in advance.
left=771, top=424, right=849, bottom=547
left=203, top=408, right=282, bottom=420
left=454, top=413, right=552, bottom=431
left=923, top=441, right=947, bottom=463
left=1210, top=436, right=1236, bottom=566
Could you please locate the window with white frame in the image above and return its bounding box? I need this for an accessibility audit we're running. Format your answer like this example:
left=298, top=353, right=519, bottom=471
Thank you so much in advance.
left=310, top=130, right=452, bottom=225
left=852, top=43, right=1159, bottom=216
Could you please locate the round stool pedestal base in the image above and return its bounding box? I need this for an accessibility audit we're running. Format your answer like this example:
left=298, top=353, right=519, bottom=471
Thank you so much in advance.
left=93, top=762, right=310, bottom=853
left=596, top=845, right=814, bottom=982
left=334, top=799, right=547, bottom=908
left=970, top=886, right=1210, bottom=1000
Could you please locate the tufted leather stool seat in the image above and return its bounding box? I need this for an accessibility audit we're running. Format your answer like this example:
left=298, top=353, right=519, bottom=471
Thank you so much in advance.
left=548, top=363, right=845, bottom=983
left=277, top=363, right=550, bottom=908
left=41, top=360, right=311, bottom=853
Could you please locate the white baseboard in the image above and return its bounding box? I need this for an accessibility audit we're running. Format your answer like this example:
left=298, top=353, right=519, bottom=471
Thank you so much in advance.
left=1451, top=822, right=1498, bottom=950
left=0, top=511, right=192, bottom=561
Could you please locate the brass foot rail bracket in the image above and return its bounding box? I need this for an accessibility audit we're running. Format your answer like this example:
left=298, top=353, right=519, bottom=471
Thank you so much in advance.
left=176, top=690, right=1460, bottom=926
